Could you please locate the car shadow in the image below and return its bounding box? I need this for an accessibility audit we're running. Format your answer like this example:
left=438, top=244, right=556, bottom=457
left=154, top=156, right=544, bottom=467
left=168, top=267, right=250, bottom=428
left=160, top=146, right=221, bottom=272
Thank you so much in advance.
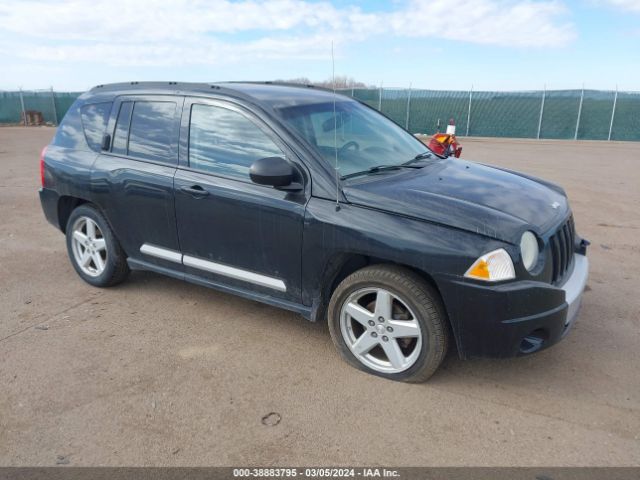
left=121, top=269, right=330, bottom=334
left=119, top=270, right=578, bottom=390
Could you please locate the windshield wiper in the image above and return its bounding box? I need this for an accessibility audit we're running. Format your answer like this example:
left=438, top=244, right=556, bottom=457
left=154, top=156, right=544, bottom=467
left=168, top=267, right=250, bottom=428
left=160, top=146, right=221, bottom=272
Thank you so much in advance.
left=403, top=151, right=433, bottom=165
left=341, top=163, right=423, bottom=180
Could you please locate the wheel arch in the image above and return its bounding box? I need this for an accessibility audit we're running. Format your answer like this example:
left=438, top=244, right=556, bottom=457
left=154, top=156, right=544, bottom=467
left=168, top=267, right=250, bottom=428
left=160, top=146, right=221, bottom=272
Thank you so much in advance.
left=57, top=195, right=89, bottom=233
left=310, top=251, right=459, bottom=357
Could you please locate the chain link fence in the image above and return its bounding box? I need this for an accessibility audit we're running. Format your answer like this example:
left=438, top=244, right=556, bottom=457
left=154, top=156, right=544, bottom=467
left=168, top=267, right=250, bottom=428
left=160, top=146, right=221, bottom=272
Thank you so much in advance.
left=343, top=87, right=639, bottom=141
left=1, top=87, right=638, bottom=141
left=0, top=90, right=82, bottom=126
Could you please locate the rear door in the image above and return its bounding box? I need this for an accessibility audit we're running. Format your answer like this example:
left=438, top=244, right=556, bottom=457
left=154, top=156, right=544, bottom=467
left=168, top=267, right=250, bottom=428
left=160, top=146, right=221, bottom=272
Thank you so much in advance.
left=91, top=95, right=184, bottom=269
left=173, top=97, right=308, bottom=303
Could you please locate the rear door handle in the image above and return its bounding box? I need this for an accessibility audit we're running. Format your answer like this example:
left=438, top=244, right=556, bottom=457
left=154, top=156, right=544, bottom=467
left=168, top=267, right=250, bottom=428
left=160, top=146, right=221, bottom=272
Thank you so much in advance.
left=180, top=185, right=209, bottom=198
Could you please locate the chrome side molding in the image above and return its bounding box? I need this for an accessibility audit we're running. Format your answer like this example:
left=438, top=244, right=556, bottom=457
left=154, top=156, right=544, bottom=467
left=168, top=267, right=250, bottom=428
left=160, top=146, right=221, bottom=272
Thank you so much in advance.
left=140, top=243, right=182, bottom=263
left=139, top=243, right=286, bottom=292
left=183, top=255, right=286, bottom=292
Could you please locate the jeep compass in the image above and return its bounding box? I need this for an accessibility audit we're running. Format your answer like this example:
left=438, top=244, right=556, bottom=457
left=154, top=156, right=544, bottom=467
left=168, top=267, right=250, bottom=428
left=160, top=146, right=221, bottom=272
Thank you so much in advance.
left=39, top=82, right=589, bottom=382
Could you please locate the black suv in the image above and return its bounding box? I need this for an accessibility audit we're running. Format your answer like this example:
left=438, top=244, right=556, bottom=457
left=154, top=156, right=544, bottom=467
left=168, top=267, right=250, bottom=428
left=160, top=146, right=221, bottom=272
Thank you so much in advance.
left=39, top=82, right=589, bottom=382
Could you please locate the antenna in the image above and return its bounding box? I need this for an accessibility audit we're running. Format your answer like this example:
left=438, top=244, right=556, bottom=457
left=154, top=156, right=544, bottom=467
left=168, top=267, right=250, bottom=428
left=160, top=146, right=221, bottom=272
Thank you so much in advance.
left=332, top=41, right=340, bottom=211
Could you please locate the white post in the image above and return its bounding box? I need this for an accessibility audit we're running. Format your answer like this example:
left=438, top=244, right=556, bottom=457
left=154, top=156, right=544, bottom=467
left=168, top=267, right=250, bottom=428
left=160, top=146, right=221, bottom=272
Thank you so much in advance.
left=465, top=86, right=473, bottom=137
left=378, top=81, right=383, bottom=111
left=405, top=83, right=412, bottom=130
left=537, top=85, right=546, bottom=140
left=574, top=84, right=584, bottom=141
left=19, top=88, right=27, bottom=126
left=50, top=87, right=58, bottom=125
left=608, top=86, right=618, bottom=142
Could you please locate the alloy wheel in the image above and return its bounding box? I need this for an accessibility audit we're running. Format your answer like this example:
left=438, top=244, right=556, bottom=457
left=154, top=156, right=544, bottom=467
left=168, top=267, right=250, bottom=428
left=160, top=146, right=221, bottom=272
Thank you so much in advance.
left=70, top=216, right=107, bottom=277
left=340, top=287, right=423, bottom=373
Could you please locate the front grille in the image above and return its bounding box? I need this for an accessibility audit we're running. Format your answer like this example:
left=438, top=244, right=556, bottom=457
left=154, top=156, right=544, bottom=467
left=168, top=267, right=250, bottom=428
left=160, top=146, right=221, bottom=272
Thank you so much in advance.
left=549, top=215, right=575, bottom=285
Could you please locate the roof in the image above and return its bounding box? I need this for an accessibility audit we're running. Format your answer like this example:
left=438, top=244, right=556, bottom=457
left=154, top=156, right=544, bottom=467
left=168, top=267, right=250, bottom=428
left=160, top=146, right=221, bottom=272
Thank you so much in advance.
left=88, top=81, right=352, bottom=110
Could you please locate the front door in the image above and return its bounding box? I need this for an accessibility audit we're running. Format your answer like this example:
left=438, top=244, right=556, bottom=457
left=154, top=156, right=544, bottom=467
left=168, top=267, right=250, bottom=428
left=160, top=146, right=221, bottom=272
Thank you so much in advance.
left=173, top=98, right=308, bottom=303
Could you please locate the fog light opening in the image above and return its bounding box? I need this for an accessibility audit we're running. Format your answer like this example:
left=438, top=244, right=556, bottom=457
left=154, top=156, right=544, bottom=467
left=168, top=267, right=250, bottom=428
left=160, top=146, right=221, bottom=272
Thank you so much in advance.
left=519, top=329, right=547, bottom=354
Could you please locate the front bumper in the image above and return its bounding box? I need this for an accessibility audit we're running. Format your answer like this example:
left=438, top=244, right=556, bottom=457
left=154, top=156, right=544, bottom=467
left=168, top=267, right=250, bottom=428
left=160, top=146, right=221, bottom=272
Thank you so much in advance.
left=437, top=253, right=589, bottom=359
left=562, top=254, right=589, bottom=329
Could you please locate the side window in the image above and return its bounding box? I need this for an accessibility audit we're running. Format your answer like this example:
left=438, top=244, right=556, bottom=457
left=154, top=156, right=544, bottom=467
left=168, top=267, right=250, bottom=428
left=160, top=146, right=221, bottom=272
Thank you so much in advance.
left=52, top=99, right=86, bottom=150
left=80, top=102, right=112, bottom=151
left=189, top=104, right=283, bottom=180
left=128, top=101, right=177, bottom=163
left=112, top=101, right=132, bottom=155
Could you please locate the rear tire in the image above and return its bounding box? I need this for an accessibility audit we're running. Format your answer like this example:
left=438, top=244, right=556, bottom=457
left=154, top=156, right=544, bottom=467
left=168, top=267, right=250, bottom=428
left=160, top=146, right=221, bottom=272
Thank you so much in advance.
left=328, top=265, right=448, bottom=382
left=65, top=204, right=129, bottom=287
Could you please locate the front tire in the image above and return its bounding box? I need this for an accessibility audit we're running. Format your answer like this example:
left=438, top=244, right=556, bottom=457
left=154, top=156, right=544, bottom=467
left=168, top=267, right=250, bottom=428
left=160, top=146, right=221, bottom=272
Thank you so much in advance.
left=65, top=204, right=129, bottom=287
left=328, top=265, right=449, bottom=383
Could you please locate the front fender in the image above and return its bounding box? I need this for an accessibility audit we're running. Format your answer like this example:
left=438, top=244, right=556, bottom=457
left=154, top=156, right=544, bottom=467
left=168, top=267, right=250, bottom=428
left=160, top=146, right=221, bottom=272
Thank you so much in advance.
left=301, top=198, right=509, bottom=319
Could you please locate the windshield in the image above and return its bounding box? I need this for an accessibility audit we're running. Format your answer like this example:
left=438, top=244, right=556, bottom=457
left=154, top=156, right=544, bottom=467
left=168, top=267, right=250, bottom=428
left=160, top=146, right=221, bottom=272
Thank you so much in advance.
left=277, top=100, right=430, bottom=178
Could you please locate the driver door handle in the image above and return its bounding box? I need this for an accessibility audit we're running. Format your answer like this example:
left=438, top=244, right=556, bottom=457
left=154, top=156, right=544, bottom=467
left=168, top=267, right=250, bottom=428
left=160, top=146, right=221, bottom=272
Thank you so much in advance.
left=180, top=185, right=209, bottom=198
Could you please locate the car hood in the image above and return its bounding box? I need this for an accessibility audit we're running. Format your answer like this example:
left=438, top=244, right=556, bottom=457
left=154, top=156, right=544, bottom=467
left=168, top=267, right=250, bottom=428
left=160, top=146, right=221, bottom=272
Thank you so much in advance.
left=342, top=158, right=569, bottom=243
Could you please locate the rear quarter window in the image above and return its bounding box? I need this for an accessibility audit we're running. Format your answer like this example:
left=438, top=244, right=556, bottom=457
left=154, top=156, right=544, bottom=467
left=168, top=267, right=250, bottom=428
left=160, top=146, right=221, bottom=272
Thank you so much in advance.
left=53, top=99, right=112, bottom=151
left=52, top=99, right=86, bottom=149
left=80, top=102, right=112, bottom=152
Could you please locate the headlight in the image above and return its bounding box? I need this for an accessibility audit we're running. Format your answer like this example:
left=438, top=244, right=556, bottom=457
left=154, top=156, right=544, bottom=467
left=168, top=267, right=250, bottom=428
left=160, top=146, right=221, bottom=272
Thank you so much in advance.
left=464, top=248, right=515, bottom=282
left=520, top=231, right=539, bottom=271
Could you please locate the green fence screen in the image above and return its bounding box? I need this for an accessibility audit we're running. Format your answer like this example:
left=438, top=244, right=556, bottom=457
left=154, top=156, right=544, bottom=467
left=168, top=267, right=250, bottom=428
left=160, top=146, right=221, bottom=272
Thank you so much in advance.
left=343, top=88, right=639, bottom=141
left=0, top=90, right=83, bottom=125
left=1, top=88, right=638, bottom=141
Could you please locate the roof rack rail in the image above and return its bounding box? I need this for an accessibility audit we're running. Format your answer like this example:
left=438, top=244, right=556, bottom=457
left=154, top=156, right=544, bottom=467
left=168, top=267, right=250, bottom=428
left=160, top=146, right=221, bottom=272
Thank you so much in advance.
left=226, top=80, right=333, bottom=92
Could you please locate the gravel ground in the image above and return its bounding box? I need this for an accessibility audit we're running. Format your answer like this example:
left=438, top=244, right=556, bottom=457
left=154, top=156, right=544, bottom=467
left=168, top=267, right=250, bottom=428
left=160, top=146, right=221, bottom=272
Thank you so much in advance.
left=0, top=127, right=638, bottom=466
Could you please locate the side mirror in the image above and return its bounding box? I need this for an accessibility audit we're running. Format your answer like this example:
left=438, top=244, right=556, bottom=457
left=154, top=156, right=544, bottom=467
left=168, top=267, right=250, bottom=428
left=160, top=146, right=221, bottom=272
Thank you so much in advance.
left=101, top=133, right=111, bottom=151
left=250, top=157, right=295, bottom=188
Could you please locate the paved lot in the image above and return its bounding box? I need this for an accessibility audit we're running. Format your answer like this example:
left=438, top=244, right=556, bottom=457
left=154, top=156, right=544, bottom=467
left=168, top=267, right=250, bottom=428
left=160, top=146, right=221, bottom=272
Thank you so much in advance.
left=0, top=127, right=639, bottom=466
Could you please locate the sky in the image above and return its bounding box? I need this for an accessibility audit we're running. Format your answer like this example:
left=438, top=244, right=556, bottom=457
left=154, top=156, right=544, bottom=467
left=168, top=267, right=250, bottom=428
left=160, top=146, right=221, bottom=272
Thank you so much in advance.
left=0, top=0, right=638, bottom=92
